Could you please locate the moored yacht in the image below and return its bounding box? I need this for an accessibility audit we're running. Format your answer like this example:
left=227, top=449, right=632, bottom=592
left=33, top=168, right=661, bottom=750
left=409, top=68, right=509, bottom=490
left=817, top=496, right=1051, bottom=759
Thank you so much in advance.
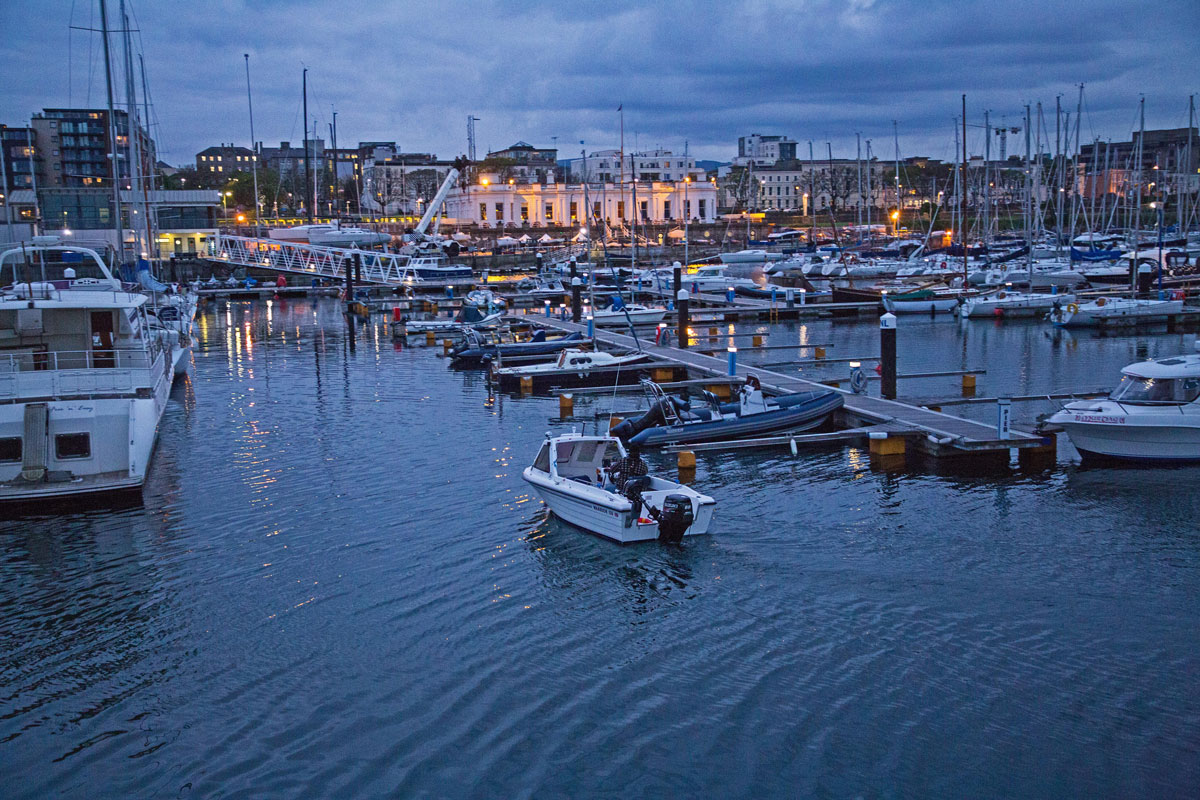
left=0, top=242, right=173, bottom=502
left=1048, top=350, right=1200, bottom=462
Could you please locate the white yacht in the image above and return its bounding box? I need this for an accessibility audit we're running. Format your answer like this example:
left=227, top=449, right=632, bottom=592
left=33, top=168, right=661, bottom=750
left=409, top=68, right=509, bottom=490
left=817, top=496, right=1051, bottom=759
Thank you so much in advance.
left=1051, top=296, right=1184, bottom=327
left=719, top=249, right=785, bottom=264
left=1048, top=350, right=1200, bottom=462
left=592, top=304, right=667, bottom=326
left=523, top=432, right=716, bottom=543
left=960, top=290, right=1075, bottom=318
left=0, top=242, right=173, bottom=502
left=670, top=265, right=758, bottom=293
left=308, top=226, right=392, bottom=248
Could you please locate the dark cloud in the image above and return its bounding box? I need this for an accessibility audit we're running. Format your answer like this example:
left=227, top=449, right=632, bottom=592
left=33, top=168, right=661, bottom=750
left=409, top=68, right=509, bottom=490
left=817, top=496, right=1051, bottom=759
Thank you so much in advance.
left=1, top=0, right=1197, bottom=166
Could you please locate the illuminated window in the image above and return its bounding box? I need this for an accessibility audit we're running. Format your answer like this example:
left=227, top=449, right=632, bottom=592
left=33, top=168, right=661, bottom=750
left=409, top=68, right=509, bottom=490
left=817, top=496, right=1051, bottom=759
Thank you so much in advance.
left=479, top=202, right=487, bottom=220
left=494, top=203, right=503, bottom=221
left=544, top=203, right=553, bottom=220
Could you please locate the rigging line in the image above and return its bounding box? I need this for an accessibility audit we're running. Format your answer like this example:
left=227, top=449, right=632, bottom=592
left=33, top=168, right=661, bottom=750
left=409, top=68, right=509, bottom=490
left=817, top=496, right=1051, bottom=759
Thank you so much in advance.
left=68, top=0, right=76, bottom=105
left=85, top=0, right=95, bottom=107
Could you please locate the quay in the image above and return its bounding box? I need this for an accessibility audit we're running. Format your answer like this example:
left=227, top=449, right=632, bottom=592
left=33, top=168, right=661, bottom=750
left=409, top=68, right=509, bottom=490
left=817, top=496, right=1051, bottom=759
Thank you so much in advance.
left=518, top=313, right=1044, bottom=458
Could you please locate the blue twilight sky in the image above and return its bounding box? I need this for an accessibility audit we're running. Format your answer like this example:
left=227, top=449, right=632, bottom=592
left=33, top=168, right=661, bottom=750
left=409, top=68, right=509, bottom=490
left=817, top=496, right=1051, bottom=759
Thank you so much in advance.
left=1, top=0, right=1198, bottom=167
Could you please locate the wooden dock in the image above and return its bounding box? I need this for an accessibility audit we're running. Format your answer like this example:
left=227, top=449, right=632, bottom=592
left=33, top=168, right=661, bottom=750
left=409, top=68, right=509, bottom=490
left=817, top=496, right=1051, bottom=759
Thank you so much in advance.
left=520, top=315, right=1044, bottom=457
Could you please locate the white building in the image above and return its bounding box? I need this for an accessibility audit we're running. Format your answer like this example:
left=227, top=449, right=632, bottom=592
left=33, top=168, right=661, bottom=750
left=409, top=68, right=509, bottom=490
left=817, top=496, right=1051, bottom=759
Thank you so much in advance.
left=723, top=160, right=891, bottom=213
left=444, top=180, right=718, bottom=228
left=734, top=134, right=798, bottom=167
left=563, top=149, right=706, bottom=184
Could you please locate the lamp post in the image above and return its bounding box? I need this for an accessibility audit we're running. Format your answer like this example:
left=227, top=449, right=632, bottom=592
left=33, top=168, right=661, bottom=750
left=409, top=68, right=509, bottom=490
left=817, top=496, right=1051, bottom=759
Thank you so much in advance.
left=684, top=175, right=690, bottom=267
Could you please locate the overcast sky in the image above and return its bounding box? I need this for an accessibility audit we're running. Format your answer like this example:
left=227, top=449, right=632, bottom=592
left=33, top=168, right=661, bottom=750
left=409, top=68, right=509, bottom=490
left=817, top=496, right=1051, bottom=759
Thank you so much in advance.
left=2, top=0, right=1198, bottom=167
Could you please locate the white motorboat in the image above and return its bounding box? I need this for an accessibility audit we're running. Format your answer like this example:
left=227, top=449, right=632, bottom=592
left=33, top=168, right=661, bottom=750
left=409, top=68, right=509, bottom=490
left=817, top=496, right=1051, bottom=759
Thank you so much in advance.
left=404, top=306, right=503, bottom=335
left=880, top=288, right=971, bottom=314
left=495, top=348, right=651, bottom=379
left=515, top=275, right=568, bottom=298
left=960, top=290, right=1075, bottom=318
left=394, top=254, right=475, bottom=289
left=0, top=242, right=173, bottom=502
left=1051, top=296, right=1184, bottom=328
left=592, top=304, right=667, bottom=326
left=308, top=226, right=392, bottom=248
left=523, top=432, right=716, bottom=543
left=674, top=265, right=759, bottom=293
left=719, top=249, right=785, bottom=264
left=1047, top=350, right=1200, bottom=462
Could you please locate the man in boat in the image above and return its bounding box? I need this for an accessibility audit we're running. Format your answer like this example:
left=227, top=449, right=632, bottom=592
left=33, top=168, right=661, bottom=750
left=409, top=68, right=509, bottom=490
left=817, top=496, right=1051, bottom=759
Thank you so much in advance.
left=610, top=445, right=649, bottom=492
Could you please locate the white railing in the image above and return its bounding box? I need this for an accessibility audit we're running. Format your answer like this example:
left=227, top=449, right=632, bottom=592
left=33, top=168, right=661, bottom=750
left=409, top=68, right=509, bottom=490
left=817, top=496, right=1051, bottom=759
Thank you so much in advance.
left=207, top=234, right=451, bottom=285
left=0, top=349, right=164, bottom=400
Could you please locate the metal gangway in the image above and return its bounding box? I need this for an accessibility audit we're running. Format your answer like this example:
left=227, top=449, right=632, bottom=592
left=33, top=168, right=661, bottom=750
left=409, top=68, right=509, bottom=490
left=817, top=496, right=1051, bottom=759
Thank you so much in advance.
left=205, top=234, right=446, bottom=286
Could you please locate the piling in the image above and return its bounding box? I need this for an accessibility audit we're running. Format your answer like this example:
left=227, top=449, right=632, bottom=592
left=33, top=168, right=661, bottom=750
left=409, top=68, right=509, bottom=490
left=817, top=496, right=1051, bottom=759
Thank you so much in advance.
left=520, top=376, right=533, bottom=394
left=677, top=289, right=690, bottom=349
left=424, top=331, right=435, bottom=345
left=1018, top=431, right=1057, bottom=468
left=344, top=256, right=354, bottom=302
left=353, top=251, right=362, bottom=285
left=868, top=432, right=906, bottom=456
left=677, top=450, right=696, bottom=470
left=962, top=374, right=977, bottom=392
left=571, top=277, right=582, bottom=322
left=673, top=261, right=682, bottom=296
left=442, top=339, right=453, bottom=355
left=559, top=392, right=574, bottom=417
left=815, top=346, right=827, bottom=360
left=752, top=334, right=764, bottom=347
left=880, top=312, right=897, bottom=400
left=727, top=346, right=737, bottom=376
left=569, top=257, right=577, bottom=280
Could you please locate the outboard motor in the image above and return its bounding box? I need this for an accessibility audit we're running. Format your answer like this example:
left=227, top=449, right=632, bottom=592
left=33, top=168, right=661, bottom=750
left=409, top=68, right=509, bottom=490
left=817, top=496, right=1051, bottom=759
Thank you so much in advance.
left=656, top=494, right=694, bottom=544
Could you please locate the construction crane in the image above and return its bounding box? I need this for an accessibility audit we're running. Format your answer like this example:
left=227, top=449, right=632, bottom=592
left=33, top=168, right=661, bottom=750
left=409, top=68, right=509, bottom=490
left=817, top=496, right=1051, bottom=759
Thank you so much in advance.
left=995, top=125, right=1021, bottom=162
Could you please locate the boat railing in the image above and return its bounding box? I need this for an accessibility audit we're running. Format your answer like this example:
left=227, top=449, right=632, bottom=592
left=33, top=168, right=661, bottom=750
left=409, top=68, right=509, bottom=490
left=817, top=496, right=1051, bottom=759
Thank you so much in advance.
left=0, top=348, right=164, bottom=400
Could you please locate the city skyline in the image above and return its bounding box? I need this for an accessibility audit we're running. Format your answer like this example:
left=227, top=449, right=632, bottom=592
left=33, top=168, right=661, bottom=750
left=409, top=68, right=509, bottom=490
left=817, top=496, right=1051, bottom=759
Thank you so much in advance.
left=1, top=0, right=1198, bottom=167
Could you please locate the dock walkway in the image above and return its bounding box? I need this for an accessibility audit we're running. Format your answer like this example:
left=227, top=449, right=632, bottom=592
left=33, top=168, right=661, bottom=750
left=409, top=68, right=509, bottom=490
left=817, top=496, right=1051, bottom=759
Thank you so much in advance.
left=522, top=315, right=1042, bottom=456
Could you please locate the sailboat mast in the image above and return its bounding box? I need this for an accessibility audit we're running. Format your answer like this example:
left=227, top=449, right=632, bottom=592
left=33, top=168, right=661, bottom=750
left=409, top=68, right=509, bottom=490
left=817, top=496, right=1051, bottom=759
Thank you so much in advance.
left=865, top=140, right=872, bottom=241
left=98, top=0, right=124, bottom=265
left=1024, top=103, right=1032, bottom=281
left=137, top=53, right=157, bottom=248
left=245, top=54, right=261, bottom=237
left=303, top=68, right=312, bottom=223
left=893, top=120, right=900, bottom=235
left=1187, top=95, right=1195, bottom=235
left=984, top=110, right=991, bottom=248
left=808, top=140, right=815, bottom=241
left=121, top=1, right=150, bottom=260
left=1054, top=97, right=1063, bottom=253
left=960, top=97, right=967, bottom=281
left=855, top=133, right=862, bottom=233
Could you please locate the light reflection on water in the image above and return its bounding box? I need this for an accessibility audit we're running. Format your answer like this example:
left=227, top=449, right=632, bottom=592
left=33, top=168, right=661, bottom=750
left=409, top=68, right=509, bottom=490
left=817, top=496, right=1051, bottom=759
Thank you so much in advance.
left=1, top=297, right=1197, bottom=798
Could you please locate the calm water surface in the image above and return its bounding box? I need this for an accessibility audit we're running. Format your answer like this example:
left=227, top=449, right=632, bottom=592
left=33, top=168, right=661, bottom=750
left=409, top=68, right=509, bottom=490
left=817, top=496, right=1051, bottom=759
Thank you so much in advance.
left=2, top=298, right=1198, bottom=798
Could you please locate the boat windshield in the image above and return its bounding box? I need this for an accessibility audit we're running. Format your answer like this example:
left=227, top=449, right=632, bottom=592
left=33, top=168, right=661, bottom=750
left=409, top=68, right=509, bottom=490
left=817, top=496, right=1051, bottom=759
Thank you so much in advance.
left=1109, top=375, right=1200, bottom=405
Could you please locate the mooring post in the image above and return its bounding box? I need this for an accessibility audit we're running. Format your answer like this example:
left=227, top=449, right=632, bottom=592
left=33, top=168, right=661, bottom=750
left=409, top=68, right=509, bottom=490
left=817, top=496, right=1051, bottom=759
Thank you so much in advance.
left=345, top=256, right=354, bottom=302
left=569, top=257, right=577, bottom=280
left=536, top=251, right=543, bottom=273
left=677, top=288, right=690, bottom=350
left=673, top=261, right=682, bottom=298
left=727, top=346, right=737, bottom=376
left=571, top=277, right=582, bottom=322
left=587, top=313, right=595, bottom=339
left=880, top=311, right=897, bottom=399
left=997, top=396, right=1012, bottom=440
left=354, top=252, right=362, bottom=284
left=786, top=288, right=795, bottom=309
left=544, top=299, right=551, bottom=317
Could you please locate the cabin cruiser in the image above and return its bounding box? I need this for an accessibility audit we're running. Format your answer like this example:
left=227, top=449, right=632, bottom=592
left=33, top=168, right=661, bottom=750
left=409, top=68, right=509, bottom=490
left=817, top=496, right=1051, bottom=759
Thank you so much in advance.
left=1047, top=349, right=1200, bottom=462
left=394, top=254, right=475, bottom=289
left=523, top=432, right=715, bottom=543
left=494, top=348, right=653, bottom=387
left=1051, top=296, right=1184, bottom=327
left=0, top=241, right=174, bottom=502
left=610, top=377, right=844, bottom=447
left=719, top=249, right=786, bottom=264
left=450, top=329, right=587, bottom=365
left=308, top=226, right=392, bottom=248
left=959, top=290, right=1075, bottom=318
left=592, top=303, right=667, bottom=327
left=268, top=223, right=336, bottom=243
left=515, top=275, right=568, bottom=298
left=402, top=305, right=503, bottom=336
left=667, top=265, right=758, bottom=294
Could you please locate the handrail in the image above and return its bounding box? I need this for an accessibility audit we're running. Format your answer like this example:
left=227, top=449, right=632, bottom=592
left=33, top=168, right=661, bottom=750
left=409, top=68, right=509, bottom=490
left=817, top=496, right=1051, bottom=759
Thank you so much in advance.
left=0, top=348, right=155, bottom=373
left=208, top=234, right=458, bottom=285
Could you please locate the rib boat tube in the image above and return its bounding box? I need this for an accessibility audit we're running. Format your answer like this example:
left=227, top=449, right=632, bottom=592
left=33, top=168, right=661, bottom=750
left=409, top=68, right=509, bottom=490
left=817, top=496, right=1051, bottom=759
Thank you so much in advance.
left=451, top=330, right=587, bottom=365
left=611, top=377, right=844, bottom=447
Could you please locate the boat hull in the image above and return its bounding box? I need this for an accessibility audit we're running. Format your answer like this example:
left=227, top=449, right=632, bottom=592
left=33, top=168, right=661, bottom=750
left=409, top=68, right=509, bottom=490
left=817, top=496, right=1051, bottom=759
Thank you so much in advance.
left=630, top=392, right=843, bottom=446
left=1058, top=420, right=1200, bottom=462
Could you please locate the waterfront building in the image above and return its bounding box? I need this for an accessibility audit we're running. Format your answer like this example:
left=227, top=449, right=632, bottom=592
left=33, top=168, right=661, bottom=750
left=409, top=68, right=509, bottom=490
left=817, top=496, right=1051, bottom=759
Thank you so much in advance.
left=483, top=142, right=559, bottom=184
left=563, top=149, right=704, bottom=184
left=1079, top=127, right=1200, bottom=199
left=444, top=179, right=717, bottom=227
left=195, top=143, right=257, bottom=176
left=362, top=152, right=457, bottom=216
left=0, top=125, right=38, bottom=194
left=30, top=108, right=155, bottom=189
left=721, top=159, right=889, bottom=213
left=734, top=134, right=798, bottom=167
left=4, top=187, right=219, bottom=257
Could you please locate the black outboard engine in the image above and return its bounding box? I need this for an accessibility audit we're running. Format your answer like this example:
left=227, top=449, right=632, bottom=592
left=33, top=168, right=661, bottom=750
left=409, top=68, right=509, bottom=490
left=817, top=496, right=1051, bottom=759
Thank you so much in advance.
left=656, top=494, right=694, bottom=544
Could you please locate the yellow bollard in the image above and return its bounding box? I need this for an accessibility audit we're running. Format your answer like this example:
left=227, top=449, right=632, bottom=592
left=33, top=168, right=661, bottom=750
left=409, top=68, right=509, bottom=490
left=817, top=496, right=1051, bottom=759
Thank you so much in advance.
left=424, top=331, right=435, bottom=345
left=677, top=450, right=696, bottom=470
left=709, top=326, right=719, bottom=339
left=752, top=334, right=763, bottom=348
left=608, top=416, right=624, bottom=431
left=962, top=374, right=977, bottom=390
left=815, top=346, right=826, bottom=359
left=442, top=339, right=453, bottom=355
left=520, top=376, right=533, bottom=394
left=559, top=393, right=574, bottom=417
left=431, top=302, right=439, bottom=315
left=652, top=367, right=674, bottom=382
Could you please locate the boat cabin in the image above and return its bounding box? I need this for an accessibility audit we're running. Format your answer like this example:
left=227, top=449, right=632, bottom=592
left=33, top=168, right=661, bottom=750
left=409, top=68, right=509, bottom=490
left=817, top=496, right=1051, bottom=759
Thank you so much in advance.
left=1110, top=355, right=1200, bottom=405
left=532, top=434, right=625, bottom=483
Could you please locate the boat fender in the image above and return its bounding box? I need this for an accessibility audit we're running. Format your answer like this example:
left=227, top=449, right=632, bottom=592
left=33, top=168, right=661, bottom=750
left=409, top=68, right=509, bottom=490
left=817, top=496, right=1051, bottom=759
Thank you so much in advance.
left=1066, top=303, right=1079, bottom=314
left=1095, top=297, right=1106, bottom=307
left=656, top=494, right=694, bottom=544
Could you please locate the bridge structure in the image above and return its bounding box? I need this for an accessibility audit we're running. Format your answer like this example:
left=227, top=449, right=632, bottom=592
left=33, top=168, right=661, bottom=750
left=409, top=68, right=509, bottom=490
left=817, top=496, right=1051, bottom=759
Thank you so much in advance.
left=203, top=234, right=589, bottom=287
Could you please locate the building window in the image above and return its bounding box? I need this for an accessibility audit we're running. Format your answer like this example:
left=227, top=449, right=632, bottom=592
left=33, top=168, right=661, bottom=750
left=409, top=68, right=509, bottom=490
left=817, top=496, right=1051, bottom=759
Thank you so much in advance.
left=494, top=202, right=503, bottom=221
left=592, top=201, right=601, bottom=220
left=698, top=199, right=707, bottom=218
left=663, top=200, right=671, bottom=219
left=520, top=205, right=529, bottom=222
left=544, top=203, right=553, bottom=220
left=617, top=201, right=625, bottom=219
left=0, top=437, right=20, bottom=463
left=639, top=200, right=647, bottom=220
left=684, top=200, right=691, bottom=218
left=55, top=433, right=91, bottom=460
left=479, top=202, right=487, bottom=221
left=569, top=202, right=577, bottom=221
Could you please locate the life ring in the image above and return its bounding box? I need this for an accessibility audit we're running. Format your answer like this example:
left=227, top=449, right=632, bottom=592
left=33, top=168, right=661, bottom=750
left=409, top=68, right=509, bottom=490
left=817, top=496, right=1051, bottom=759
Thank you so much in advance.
left=1066, top=302, right=1079, bottom=314
left=1095, top=297, right=1106, bottom=307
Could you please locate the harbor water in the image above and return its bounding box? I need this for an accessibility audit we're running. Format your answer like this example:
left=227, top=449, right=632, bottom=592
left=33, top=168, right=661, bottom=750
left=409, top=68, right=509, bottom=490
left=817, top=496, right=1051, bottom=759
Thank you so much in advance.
left=3, top=297, right=1198, bottom=798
